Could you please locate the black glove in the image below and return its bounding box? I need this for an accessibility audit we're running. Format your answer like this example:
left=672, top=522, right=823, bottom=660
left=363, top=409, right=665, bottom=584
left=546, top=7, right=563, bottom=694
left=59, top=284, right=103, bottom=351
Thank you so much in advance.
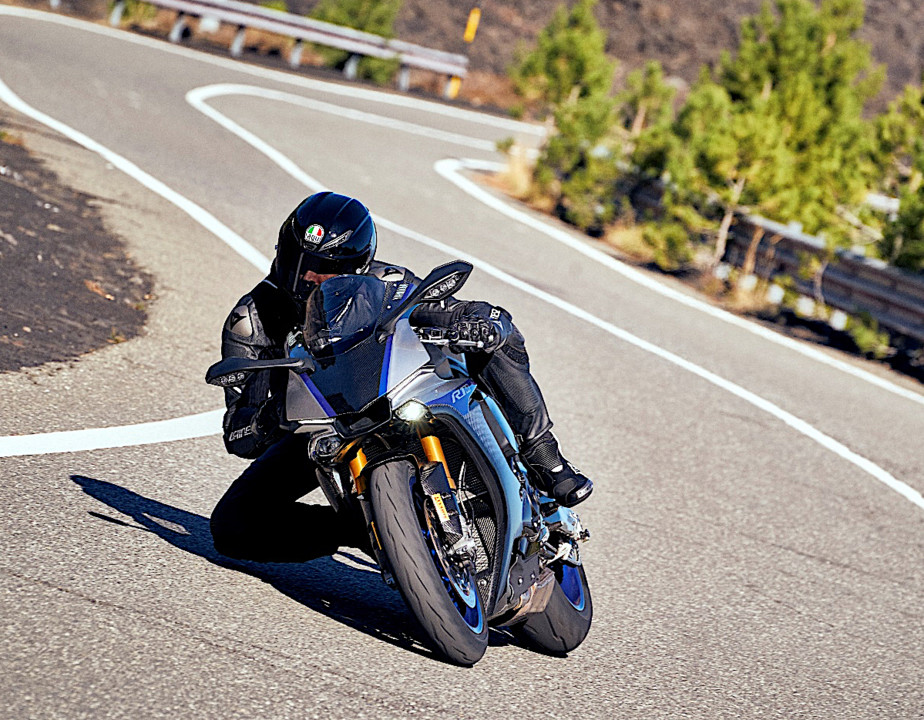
left=447, top=318, right=507, bottom=354
left=251, top=394, right=286, bottom=442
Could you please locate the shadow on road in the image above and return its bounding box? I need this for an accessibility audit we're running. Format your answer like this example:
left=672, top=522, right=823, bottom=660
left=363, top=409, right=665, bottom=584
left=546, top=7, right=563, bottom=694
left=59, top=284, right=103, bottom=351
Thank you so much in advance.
left=70, top=474, right=463, bottom=661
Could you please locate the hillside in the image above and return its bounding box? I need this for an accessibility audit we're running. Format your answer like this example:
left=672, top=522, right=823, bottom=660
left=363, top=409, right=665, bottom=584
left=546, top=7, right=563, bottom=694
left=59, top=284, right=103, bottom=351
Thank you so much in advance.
left=8, top=1, right=922, bottom=105
left=285, top=0, right=923, bottom=107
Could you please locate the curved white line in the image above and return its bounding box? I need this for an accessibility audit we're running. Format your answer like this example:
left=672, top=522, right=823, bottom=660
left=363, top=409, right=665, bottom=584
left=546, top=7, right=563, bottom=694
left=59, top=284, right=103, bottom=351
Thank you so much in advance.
left=0, top=75, right=265, bottom=455
left=183, top=87, right=923, bottom=511
left=0, top=6, right=544, bottom=137
left=191, top=84, right=498, bottom=152
left=438, top=158, right=924, bottom=409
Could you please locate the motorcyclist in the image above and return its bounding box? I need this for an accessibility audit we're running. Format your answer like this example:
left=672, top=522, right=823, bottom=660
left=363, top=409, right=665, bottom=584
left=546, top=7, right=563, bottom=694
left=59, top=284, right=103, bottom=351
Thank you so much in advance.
left=210, top=192, right=593, bottom=562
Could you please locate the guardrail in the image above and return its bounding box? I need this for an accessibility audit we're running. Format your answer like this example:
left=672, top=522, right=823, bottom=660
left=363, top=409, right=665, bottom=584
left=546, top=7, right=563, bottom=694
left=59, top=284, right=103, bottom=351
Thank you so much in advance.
left=630, top=182, right=924, bottom=348
left=724, top=215, right=924, bottom=345
left=53, top=0, right=469, bottom=95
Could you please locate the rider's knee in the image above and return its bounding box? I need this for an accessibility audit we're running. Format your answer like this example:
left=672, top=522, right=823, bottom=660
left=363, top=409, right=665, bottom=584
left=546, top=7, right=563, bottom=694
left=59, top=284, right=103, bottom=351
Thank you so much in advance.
left=210, top=498, right=255, bottom=559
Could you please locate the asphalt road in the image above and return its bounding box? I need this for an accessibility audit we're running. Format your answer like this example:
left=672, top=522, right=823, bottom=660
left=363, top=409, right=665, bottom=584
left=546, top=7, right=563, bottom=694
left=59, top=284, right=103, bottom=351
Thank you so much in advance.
left=1, top=7, right=922, bottom=719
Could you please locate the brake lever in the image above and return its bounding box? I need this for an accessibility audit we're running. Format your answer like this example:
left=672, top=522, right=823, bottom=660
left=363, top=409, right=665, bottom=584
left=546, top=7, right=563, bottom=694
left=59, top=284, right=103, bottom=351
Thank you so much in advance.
left=418, top=338, right=482, bottom=348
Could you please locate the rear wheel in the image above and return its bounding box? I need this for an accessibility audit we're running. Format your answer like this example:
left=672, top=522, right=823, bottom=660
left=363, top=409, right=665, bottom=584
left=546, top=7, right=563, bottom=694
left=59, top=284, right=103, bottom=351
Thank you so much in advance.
left=369, top=460, right=489, bottom=665
left=512, top=563, right=593, bottom=655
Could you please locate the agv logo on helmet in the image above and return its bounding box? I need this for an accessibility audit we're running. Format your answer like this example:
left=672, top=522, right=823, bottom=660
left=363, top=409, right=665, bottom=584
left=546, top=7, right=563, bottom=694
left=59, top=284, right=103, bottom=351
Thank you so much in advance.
left=302, top=224, right=325, bottom=248
left=301, top=224, right=355, bottom=252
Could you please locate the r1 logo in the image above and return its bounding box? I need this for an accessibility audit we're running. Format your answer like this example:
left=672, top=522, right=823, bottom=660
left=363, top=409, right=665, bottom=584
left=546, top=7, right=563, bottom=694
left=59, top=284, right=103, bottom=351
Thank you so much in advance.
left=451, top=388, right=467, bottom=403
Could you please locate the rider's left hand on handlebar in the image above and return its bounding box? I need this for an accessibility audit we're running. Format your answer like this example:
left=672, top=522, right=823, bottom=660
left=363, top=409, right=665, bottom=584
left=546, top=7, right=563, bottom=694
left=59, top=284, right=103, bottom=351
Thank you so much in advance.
left=447, top=318, right=506, bottom=354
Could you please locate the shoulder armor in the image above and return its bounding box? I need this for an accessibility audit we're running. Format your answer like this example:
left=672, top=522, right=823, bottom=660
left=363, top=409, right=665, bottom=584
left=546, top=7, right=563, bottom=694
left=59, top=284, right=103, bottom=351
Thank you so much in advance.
left=224, top=301, right=255, bottom=338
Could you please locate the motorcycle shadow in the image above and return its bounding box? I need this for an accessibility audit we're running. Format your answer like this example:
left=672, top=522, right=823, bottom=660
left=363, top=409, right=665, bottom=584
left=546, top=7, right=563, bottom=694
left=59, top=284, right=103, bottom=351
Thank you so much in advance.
left=71, top=475, right=515, bottom=662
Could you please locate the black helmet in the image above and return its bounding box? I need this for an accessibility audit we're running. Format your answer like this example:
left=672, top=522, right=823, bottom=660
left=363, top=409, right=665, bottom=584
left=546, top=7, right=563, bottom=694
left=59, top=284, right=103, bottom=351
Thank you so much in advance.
left=275, top=192, right=377, bottom=302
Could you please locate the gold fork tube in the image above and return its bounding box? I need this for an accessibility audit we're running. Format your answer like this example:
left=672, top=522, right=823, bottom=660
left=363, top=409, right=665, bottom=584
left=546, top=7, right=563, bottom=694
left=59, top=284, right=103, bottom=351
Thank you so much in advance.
left=349, top=448, right=368, bottom=494
left=420, top=434, right=456, bottom=489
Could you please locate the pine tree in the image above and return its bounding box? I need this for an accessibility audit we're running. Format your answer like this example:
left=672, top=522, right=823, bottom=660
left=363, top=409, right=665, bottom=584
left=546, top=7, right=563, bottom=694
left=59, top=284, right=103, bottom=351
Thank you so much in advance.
left=716, top=0, right=881, bottom=244
left=633, top=0, right=881, bottom=269
left=510, top=0, right=616, bottom=117
left=875, top=80, right=924, bottom=196
left=881, top=180, right=924, bottom=272
left=616, top=61, right=675, bottom=137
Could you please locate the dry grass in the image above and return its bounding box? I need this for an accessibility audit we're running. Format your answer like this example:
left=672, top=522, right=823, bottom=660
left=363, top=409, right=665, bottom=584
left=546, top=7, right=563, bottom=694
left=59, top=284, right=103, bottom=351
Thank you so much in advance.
left=457, top=71, right=519, bottom=110
left=0, top=130, right=25, bottom=147
left=497, top=146, right=534, bottom=199
left=602, top=224, right=656, bottom=264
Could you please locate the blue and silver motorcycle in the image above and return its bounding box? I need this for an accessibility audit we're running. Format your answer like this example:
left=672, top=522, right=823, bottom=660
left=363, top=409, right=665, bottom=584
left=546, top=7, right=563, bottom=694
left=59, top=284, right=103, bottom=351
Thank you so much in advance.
left=206, top=261, right=592, bottom=665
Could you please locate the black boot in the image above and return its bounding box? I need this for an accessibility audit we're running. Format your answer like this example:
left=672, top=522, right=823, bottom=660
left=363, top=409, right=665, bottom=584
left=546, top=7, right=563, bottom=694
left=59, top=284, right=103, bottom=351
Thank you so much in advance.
left=522, top=432, right=593, bottom=507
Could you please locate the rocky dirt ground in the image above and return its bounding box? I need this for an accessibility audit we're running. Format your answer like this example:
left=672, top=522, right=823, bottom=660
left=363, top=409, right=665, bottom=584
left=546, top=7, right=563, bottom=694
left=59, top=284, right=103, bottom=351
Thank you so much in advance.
left=0, top=117, right=154, bottom=372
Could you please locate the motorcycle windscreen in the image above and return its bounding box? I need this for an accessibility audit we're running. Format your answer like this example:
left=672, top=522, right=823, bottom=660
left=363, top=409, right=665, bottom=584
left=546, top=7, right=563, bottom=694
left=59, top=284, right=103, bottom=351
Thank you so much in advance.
left=302, top=275, right=390, bottom=414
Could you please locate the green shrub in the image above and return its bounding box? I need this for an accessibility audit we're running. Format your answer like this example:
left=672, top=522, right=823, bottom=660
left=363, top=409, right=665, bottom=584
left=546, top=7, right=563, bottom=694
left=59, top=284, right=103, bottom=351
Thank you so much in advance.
left=641, top=221, right=693, bottom=272
left=880, top=166, right=924, bottom=272
left=111, top=1, right=156, bottom=23
left=847, top=313, right=893, bottom=358
left=495, top=137, right=515, bottom=155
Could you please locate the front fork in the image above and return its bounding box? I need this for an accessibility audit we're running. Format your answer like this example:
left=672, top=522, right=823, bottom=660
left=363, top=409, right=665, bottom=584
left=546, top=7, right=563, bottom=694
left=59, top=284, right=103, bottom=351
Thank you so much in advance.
left=346, top=433, right=476, bottom=585
left=418, top=433, right=478, bottom=570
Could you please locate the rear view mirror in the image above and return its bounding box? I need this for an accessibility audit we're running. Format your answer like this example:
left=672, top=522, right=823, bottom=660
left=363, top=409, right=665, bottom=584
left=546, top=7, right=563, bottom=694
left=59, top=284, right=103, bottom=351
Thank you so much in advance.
left=205, top=355, right=315, bottom=387
left=378, top=260, right=473, bottom=340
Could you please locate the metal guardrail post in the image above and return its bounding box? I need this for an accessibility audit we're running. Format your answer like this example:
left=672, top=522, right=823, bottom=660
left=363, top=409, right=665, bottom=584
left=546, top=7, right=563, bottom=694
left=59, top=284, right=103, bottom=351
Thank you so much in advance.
left=109, top=0, right=126, bottom=26
left=289, top=40, right=304, bottom=68
left=230, top=25, right=246, bottom=57
left=168, top=12, right=188, bottom=43
left=49, top=0, right=61, bottom=9
left=397, top=65, right=411, bottom=92
left=343, top=54, right=359, bottom=80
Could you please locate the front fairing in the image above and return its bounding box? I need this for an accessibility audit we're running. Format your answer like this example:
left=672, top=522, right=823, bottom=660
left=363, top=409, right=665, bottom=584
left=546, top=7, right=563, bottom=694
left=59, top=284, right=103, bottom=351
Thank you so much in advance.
left=285, top=274, right=430, bottom=422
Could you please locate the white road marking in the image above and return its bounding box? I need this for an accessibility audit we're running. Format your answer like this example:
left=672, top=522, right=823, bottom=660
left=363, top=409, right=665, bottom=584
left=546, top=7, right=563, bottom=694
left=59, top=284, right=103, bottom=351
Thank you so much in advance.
left=0, top=411, right=224, bottom=458
left=190, top=84, right=498, bottom=152
left=0, top=69, right=919, bottom=513
left=437, top=158, right=924, bottom=409
left=0, top=6, right=544, bottom=138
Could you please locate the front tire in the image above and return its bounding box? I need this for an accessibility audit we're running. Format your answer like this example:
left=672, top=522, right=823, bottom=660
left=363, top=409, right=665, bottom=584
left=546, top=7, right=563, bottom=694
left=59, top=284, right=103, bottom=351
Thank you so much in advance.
left=369, top=460, right=489, bottom=666
left=513, top=563, right=593, bottom=655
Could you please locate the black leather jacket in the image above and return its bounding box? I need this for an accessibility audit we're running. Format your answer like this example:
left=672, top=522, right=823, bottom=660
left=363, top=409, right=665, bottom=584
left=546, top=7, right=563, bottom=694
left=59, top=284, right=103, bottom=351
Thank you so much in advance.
left=220, top=260, right=506, bottom=458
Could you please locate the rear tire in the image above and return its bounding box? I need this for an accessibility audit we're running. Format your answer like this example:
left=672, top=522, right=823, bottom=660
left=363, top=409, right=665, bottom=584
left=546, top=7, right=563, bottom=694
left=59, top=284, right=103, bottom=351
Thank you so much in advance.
left=513, top=563, right=593, bottom=655
left=369, top=460, right=489, bottom=666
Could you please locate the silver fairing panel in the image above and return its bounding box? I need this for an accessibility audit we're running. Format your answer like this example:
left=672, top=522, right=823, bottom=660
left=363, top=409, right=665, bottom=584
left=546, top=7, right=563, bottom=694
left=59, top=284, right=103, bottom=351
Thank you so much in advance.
left=385, top=318, right=432, bottom=394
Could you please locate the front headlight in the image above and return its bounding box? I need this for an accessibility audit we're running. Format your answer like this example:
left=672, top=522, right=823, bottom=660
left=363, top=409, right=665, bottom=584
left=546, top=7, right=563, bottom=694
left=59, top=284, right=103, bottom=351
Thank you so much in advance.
left=309, top=431, right=343, bottom=460
left=396, top=400, right=430, bottom=423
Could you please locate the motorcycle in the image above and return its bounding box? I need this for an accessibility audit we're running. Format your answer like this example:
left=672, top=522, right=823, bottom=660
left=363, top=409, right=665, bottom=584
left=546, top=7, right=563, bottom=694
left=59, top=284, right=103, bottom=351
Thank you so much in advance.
left=206, top=261, right=592, bottom=665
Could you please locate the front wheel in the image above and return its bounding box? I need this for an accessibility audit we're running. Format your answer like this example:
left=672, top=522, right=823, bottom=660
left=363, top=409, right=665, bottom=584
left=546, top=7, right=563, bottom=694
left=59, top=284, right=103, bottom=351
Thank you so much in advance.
left=369, top=460, right=489, bottom=665
left=512, top=563, right=593, bottom=655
